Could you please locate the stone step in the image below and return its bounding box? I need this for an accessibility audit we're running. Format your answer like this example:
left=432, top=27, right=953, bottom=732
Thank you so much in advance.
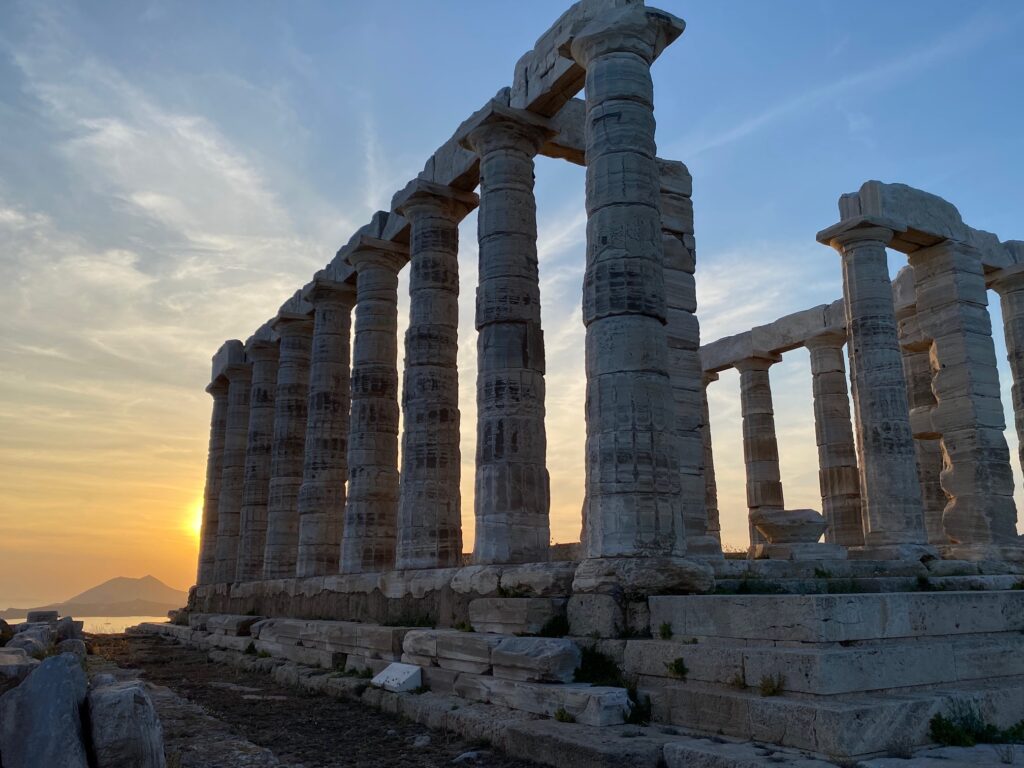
left=453, top=673, right=631, bottom=727
left=623, top=635, right=1024, bottom=695
left=648, top=591, right=1024, bottom=643
left=637, top=675, right=1024, bottom=758
left=714, top=574, right=1023, bottom=595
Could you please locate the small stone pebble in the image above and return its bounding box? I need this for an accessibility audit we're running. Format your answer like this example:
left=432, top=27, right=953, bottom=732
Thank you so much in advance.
left=412, top=734, right=431, bottom=748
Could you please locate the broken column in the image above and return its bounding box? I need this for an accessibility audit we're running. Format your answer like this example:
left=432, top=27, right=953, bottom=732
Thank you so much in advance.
left=341, top=240, right=407, bottom=574
left=818, top=222, right=930, bottom=557
left=911, top=241, right=1017, bottom=551
left=262, top=308, right=314, bottom=579
left=735, top=354, right=785, bottom=548
left=567, top=5, right=690, bottom=562
left=196, top=376, right=229, bottom=586
left=805, top=332, right=863, bottom=548
left=461, top=102, right=552, bottom=565
left=393, top=180, right=478, bottom=570
left=235, top=335, right=279, bottom=581
left=659, top=159, right=718, bottom=556
left=212, top=350, right=252, bottom=583
left=296, top=275, right=357, bottom=578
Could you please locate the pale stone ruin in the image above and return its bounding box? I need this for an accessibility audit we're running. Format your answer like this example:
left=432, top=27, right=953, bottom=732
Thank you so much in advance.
left=139, top=1, right=1024, bottom=764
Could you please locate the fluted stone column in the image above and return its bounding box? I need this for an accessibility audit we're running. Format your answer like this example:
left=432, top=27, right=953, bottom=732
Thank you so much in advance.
left=296, top=277, right=356, bottom=578
left=822, top=224, right=930, bottom=556
left=805, top=333, right=863, bottom=548
left=569, top=6, right=688, bottom=559
left=736, top=355, right=784, bottom=547
left=911, top=242, right=1017, bottom=548
left=993, top=265, right=1024, bottom=483
left=463, top=105, right=551, bottom=565
left=341, top=242, right=407, bottom=573
left=196, top=378, right=229, bottom=585
left=235, top=338, right=279, bottom=581
left=262, top=313, right=314, bottom=578
left=897, top=302, right=947, bottom=545
left=701, top=373, right=721, bottom=547
left=212, top=359, right=252, bottom=582
left=393, top=180, right=478, bottom=570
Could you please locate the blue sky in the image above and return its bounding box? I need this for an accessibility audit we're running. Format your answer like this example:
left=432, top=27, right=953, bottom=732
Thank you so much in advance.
left=1, top=0, right=1022, bottom=603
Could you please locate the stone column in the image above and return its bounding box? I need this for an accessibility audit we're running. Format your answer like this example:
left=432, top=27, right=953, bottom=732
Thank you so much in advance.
left=820, top=224, right=930, bottom=557
left=805, top=333, right=863, bottom=548
left=393, top=180, right=478, bottom=570
left=912, top=242, right=1017, bottom=551
left=463, top=106, right=551, bottom=565
left=701, top=373, right=721, bottom=547
left=896, top=301, right=947, bottom=545
left=196, top=378, right=229, bottom=585
left=341, top=241, right=407, bottom=573
left=262, top=313, right=314, bottom=579
left=235, top=338, right=279, bottom=582
left=212, top=359, right=252, bottom=583
left=735, top=355, right=784, bottom=548
left=296, top=277, right=357, bottom=578
left=569, top=6, right=689, bottom=559
left=993, top=265, right=1024, bottom=483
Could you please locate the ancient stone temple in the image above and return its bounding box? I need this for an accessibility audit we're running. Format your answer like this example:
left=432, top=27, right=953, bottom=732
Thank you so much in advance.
left=155, top=2, right=1024, bottom=764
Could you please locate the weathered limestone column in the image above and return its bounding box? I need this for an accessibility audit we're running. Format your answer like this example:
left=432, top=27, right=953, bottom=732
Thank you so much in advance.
left=701, top=373, right=721, bottom=547
left=212, top=358, right=252, bottom=583
left=393, top=180, right=478, bottom=570
left=805, top=333, right=863, bottom=548
left=993, top=264, right=1024, bottom=484
left=296, top=276, right=357, bottom=578
left=820, top=223, right=930, bottom=556
left=896, top=295, right=947, bottom=545
left=196, top=377, right=229, bottom=585
left=660, top=159, right=719, bottom=556
left=735, top=355, right=784, bottom=547
left=569, top=6, right=689, bottom=559
left=911, top=242, right=1017, bottom=550
left=341, top=241, right=407, bottom=573
left=235, top=337, right=279, bottom=581
left=262, top=311, right=314, bottom=579
left=462, top=104, right=552, bottom=565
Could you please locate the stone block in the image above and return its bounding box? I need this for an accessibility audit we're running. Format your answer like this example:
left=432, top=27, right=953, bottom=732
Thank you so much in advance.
left=468, top=597, right=566, bottom=635
left=436, top=632, right=506, bottom=674
left=0, top=649, right=39, bottom=694
left=26, top=610, right=58, bottom=624
left=371, top=662, right=422, bottom=693
left=402, top=629, right=464, bottom=661
left=499, top=561, right=576, bottom=596
left=490, top=637, right=581, bottom=683
left=573, top=556, right=714, bottom=599
left=206, top=614, right=264, bottom=636
left=87, top=679, right=165, bottom=768
left=454, top=674, right=630, bottom=726
left=568, top=593, right=624, bottom=638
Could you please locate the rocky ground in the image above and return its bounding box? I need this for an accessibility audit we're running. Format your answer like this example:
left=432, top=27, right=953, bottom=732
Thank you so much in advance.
left=90, top=633, right=542, bottom=768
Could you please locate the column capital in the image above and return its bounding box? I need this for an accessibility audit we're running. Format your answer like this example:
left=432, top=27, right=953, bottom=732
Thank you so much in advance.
left=817, top=216, right=901, bottom=252
left=244, top=338, right=279, bottom=363
left=271, top=311, right=314, bottom=337
left=565, top=5, right=685, bottom=66
left=804, top=331, right=847, bottom=351
left=734, top=352, right=782, bottom=373
left=989, top=264, right=1024, bottom=295
left=702, top=370, right=719, bottom=387
left=458, top=100, right=554, bottom=157
left=392, top=178, right=478, bottom=223
left=347, top=236, right=408, bottom=274
left=205, top=378, right=229, bottom=397
left=302, top=273, right=356, bottom=308
left=223, top=361, right=253, bottom=382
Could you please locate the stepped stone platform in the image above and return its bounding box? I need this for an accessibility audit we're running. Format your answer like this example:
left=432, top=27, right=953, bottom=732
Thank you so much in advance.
left=150, top=584, right=1024, bottom=761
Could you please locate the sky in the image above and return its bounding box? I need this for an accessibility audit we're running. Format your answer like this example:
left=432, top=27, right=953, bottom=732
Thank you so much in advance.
left=1, top=0, right=1022, bottom=606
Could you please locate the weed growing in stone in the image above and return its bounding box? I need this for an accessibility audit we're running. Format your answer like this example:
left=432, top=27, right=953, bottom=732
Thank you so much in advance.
left=758, top=673, right=785, bottom=696
left=929, top=700, right=1024, bottom=746
left=574, top=647, right=624, bottom=687
left=665, top=657, right=688, bottom=680
left=658, top=622, right=673, bottom=640
left=554, top=707, right=576, bottom=723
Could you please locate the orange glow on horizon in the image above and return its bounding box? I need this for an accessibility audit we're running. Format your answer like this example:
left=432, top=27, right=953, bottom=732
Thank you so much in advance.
left=186, top=499, right=203, bottom=541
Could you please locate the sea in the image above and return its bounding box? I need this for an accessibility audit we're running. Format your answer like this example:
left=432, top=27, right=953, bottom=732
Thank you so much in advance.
left=78, top=616, right=169, bottom=634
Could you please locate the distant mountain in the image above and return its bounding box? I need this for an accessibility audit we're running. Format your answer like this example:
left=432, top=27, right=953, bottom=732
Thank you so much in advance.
left=1, top=575, right=188, bottom=621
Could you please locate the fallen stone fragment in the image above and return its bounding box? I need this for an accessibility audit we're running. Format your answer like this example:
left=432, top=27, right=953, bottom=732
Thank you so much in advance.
left=490, top=637, right=581, bottom=683
left=57, top=638, right=88, bottom=659
left=0, top=653, right=89, bottom=768
left=88, top=678, right=167, bottom=768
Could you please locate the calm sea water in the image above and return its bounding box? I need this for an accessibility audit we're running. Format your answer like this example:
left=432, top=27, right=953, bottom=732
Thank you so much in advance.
left=80, top=616, right=169, bottom=634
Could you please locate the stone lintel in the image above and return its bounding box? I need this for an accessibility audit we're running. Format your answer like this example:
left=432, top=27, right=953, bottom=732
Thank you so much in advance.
left=988, top=263, right=1024, bottom=294
left=657, top=158, right=693, bottom=198
left=277, top=288, right=313, bottom=318
left=392, top=178, right=479, bottom=221
left=211, top=339, right=246, bottom=383
left=562, top=5, right=685, bottom=66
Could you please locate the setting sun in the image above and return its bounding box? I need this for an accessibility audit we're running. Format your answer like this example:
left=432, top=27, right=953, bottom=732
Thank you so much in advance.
left=186, top=500, right=203, bottom=541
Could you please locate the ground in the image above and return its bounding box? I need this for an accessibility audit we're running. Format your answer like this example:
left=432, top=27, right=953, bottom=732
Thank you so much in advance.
left=90, top=634, right=541, bottom=768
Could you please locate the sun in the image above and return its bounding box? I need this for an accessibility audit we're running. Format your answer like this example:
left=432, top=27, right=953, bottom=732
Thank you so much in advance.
left=185, top=499, right=203, bottom=541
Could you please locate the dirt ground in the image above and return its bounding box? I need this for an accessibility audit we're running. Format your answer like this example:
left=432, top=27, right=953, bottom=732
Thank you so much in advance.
left=90, top=634, right=542, bottom=768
